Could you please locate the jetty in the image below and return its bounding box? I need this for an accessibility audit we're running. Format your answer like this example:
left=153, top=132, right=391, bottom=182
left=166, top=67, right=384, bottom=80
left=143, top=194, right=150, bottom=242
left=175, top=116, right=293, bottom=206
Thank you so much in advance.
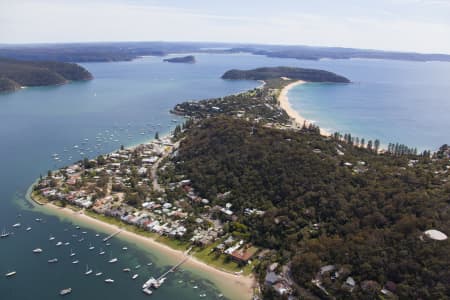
left=143, top=247, right=192, bottom=291
left=103, top=229, right=122, bottom=242
left=157, top=255, right=189, bottom=281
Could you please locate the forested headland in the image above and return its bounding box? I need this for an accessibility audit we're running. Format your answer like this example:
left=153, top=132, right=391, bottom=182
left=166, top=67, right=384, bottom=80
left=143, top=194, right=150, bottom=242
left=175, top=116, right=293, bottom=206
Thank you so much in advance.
left=173, top=116, right=449, bottom=299
left=221, top=67, right=350, bottom=83
left=0, top=57, right=92, bottom=92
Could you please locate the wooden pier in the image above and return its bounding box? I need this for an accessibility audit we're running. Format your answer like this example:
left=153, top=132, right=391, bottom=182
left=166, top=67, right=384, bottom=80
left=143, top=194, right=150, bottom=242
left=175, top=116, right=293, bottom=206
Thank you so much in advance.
left=103, top=229, right=122, bottom=242
left=155, top=247, right=192, bottom=281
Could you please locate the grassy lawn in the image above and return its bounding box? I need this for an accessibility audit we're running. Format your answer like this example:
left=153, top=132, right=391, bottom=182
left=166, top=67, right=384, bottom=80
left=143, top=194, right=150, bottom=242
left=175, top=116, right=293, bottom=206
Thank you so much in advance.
left=192, top=240, right=258, bottom=275
left=30, top=191, right=49, bottom=204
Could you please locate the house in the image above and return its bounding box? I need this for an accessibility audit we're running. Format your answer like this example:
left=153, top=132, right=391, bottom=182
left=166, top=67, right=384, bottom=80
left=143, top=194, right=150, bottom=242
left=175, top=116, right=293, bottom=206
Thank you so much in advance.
left=230, top=246, right=258, bottom=264
left=265, top=271, right=280, bottom=285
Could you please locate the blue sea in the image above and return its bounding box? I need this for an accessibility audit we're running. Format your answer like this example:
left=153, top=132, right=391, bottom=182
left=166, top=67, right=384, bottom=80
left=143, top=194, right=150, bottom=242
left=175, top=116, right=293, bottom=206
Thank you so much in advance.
left=286, top=58, right=450, bottom=151
left=1, top=53, right=450, bottom=299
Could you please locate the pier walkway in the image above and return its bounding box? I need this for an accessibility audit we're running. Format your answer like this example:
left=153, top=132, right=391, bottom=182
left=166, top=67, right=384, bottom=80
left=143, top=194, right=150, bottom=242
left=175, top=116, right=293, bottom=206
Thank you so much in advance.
left=103, top=229, right=122, bottom=242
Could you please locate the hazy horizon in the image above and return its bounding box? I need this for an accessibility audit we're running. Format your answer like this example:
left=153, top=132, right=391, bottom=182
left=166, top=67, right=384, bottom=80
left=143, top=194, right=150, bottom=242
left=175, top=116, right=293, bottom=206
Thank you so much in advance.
left=2, top=0, right=450, bottom=54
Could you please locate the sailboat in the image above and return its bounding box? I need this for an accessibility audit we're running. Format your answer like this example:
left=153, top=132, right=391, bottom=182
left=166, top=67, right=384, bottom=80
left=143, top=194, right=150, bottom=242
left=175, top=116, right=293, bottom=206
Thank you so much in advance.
left=99, top=248, right=105, bottom=255
left=88, top=243, right=95, bottom=250
left=84, top=265, right=93, bottom=275
left=49, top=234, right=55, bottom=241
left=70, top=249, right=76, bottom=257
left=1, top=228, right=10, bottom=238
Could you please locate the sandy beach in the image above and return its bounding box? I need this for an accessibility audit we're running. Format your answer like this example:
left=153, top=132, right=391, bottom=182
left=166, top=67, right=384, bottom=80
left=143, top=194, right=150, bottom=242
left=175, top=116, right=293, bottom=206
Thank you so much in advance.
left=35, top=201, right=255, bottom=300
left=278, top=80, right=331, bottom=136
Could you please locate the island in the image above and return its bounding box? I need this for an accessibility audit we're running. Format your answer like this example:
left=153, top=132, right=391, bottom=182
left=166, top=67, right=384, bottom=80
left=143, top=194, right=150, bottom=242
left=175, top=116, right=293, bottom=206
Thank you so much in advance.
left=31, top=68, right=449, bottom=300
left=222, top=66, right=350, bottom=83
left=163, top=55, right=196, bottom=64
left=0, top=57, right=92, bottom=92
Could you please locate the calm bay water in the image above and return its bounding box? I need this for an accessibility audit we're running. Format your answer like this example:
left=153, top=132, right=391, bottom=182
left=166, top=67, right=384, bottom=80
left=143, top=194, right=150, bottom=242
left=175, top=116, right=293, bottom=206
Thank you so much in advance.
left=1, top=53, right=450, bottom=299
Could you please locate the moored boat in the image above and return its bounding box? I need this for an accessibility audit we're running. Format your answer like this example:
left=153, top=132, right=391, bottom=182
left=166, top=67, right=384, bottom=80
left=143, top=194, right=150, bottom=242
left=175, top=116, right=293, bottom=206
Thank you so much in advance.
left=5, top=271, right=17, bottom=277
left=59, top=288, right=72, bottom=296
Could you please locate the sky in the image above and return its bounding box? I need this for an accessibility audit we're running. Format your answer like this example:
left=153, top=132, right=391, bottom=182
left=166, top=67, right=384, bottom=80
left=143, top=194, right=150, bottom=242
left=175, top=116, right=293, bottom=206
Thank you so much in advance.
left=1, top=0, right=450, bottom=54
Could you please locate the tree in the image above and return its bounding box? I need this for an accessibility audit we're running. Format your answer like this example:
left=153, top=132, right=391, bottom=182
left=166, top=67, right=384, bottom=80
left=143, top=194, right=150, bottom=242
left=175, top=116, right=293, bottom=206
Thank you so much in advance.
left=154, top=131, right=159, bottom=140
left=374, top=139, right=380, bottom=153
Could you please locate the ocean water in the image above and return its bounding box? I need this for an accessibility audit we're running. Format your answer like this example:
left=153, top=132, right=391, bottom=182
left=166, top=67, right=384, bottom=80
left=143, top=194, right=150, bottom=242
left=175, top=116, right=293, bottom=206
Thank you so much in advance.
left=286, top=58, right=450, bottom=151
left=1, top=53, right=450, bottom=299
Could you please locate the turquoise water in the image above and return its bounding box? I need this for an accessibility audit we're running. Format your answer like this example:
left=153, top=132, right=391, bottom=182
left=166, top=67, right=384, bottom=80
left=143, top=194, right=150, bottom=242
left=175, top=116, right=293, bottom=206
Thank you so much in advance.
left=287, top=59, right=450, bottom=151
left=1, top=53, right=450, bottom=299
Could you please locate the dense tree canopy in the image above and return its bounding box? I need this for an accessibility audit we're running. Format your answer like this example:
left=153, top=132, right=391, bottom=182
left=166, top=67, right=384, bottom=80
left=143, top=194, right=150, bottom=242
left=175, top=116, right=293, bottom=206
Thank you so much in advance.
left=175, top=117, right=450, bottom=299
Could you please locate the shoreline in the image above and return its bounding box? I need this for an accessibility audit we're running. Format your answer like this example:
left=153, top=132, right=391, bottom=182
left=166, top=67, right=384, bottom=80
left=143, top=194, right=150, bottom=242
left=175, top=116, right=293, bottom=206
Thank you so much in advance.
left=27, top=189, right=255, bottom=300
left=278, top=80, right=331, bottom=136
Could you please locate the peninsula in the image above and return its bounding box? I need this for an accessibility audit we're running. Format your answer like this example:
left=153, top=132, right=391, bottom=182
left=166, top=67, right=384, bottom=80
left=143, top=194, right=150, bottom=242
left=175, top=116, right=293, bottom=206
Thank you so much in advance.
left=163, top=55, right=196, bottom=63
left=31, top=67, right=449, bottom=300
left=0, top=57, right=92, bottom=92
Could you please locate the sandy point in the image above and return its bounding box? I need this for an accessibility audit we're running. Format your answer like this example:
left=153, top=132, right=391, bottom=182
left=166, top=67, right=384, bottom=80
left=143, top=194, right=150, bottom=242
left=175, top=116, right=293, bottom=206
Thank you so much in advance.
left=278, top=80, right=331, bottom=136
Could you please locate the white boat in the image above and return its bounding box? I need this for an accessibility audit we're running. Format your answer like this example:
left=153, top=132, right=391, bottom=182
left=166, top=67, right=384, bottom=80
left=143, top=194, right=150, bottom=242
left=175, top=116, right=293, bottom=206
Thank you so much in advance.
left=95, top=272, right=103, bottom=276
left=26, top=227, right=32, bottom=231
left=35, top=218, right=42, bottom=222
left=72, top=260, right=79, bottom=264
left=84, top=265, right=93, bottom=275
left=123, top=268, right=131, bottom=272
left=135, top=265, right=141, bottom=269
left=142, top=288, right=153, bottom=295
left=1, top=228, right=10, bottom=238
left=199, top=293, right=207, bottom=298
left=99, top=248, right=105, bottom=255
left=5, top=271, right=16, bottom=277
left=64, top=242, right=70, bottom=246
left=70, top=249, right=76, bottom=257
left=193, top=285, right=198, bottom=289
left=56, top=241, right=63, bottom=246
left=142, top=277, right=157, bottom=289
left=122, top=246, right=128, bottom=251
left=147, top=262, right=153, bottom=266
left=59, top=288, right=72, bottom=296
left=154, top=277, right=166, bottom=288
left=95, top=234, right=100, bottom=237
left=132, top=274, right=139, bottom=280
left=49, top=235, right=55, bottom=241
left=104, top=278, right=114, bottom=283
left=12, top=223, right=21, bottom=228
left=48, top=258, right=58, bottom=263
left=33, top=248, right=43, bottom=253
left=78, top=238, right=84, bottom=242
left=89, top=244, right=95, bottom=250
left=108, top=252, right=118, bottom=263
